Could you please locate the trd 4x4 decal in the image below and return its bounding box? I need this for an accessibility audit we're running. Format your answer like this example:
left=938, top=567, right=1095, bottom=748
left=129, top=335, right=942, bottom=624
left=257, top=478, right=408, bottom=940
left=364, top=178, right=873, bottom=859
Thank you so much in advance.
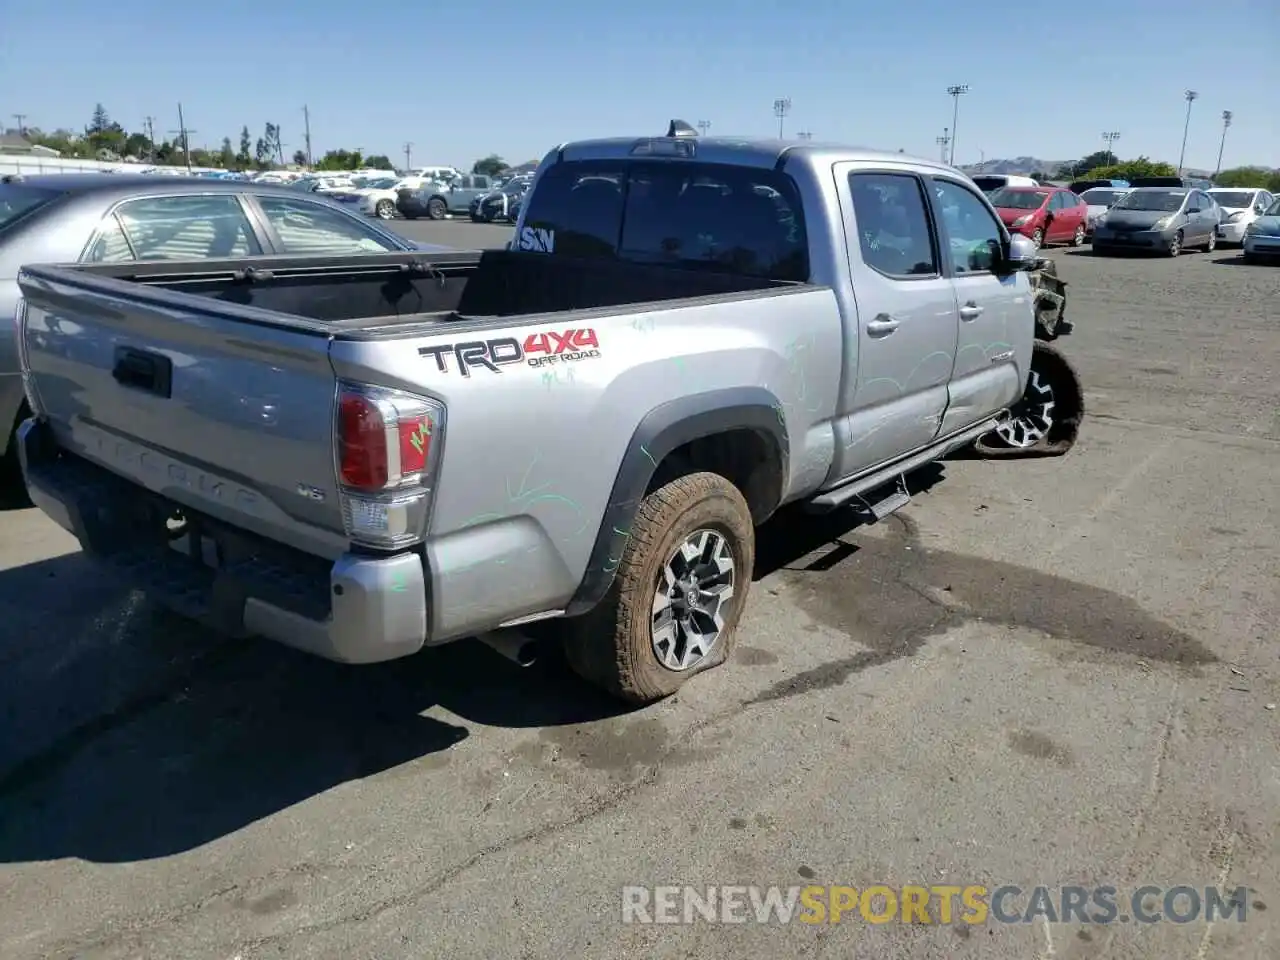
left=420, top=328, right=601, bottom=377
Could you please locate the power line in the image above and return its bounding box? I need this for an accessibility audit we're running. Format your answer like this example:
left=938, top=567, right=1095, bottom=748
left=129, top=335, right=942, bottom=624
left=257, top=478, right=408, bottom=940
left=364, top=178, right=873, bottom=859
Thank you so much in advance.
left=1177, top=90, right=1198, bottom=175
left=169, top=102, right=195, bottom=174
left=773, top=98, right=791, bottom=139
left=946, top=84, right=969, bottom=165
left=12, top=113, right=27, bottom=136
left=403, top=141, right=413, bottom=170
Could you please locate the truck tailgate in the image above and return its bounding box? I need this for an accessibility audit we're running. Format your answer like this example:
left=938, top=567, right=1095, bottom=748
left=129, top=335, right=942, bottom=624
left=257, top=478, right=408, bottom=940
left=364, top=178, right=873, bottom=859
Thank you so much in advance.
left=17, top=266, right=348, bottom=559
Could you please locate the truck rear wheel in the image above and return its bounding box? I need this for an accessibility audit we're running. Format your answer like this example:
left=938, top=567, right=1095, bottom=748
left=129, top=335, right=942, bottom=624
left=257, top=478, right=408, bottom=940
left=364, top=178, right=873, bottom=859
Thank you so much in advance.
left=563, top=472, right=754, bottom=705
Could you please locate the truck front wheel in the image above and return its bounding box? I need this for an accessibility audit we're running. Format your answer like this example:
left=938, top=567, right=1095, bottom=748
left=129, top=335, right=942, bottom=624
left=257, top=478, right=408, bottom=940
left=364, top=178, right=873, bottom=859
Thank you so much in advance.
left=563, top=472, right=754, bottom=705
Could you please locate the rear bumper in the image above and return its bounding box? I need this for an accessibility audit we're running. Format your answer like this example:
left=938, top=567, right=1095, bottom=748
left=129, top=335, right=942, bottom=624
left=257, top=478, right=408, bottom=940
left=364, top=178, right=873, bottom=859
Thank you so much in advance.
left=18, top=419, right=429, bottom=664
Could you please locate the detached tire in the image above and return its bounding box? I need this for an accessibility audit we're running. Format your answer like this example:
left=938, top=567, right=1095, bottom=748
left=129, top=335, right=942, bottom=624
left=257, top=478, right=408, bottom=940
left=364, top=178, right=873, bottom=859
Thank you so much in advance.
left=563, top=472, right=754, bottom=705
left=974, top=341, right=1084, bottom=458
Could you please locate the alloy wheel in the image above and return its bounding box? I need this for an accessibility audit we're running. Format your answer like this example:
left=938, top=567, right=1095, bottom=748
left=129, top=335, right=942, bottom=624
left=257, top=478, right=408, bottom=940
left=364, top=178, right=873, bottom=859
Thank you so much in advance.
left=651, top=529, right=736, bottom=672
left=993, top=370, right=1055, bottom=448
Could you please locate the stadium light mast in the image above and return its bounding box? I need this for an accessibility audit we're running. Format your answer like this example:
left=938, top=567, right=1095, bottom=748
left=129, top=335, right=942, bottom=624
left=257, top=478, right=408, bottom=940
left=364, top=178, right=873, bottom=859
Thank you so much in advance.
left=1102, top=130, right=1120, bottom=166
left=1214, top=110, right=1232, bottom=176
left=1177, top=90, right=1198, bottom=175
left=773, top=98, right=791, bottom=139
left=946, top=84, right=968, bottom=165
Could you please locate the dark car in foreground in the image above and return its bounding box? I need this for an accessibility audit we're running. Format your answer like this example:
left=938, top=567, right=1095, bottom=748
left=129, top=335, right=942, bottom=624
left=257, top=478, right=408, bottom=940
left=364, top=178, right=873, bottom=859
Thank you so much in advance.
left=0, top=173, right=446, bottom=488
left=1092, top=186, right=1220, bottom=256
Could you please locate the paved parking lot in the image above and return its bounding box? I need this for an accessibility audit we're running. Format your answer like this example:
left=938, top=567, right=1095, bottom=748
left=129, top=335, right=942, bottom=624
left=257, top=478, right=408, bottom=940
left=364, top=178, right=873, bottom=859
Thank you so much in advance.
left=1, top=231, right=1277, bottom=960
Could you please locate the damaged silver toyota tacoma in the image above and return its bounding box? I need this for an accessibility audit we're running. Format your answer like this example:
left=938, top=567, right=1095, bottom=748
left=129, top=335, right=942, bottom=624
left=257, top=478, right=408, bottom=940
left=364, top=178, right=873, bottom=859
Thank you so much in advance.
left=13, top=121, right=1082, bottom=704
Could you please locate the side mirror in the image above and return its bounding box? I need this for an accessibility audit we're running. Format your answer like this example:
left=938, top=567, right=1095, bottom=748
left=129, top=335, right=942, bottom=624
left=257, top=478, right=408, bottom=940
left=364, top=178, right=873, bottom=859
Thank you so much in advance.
left=1000, top=234, right=1039, bottom=273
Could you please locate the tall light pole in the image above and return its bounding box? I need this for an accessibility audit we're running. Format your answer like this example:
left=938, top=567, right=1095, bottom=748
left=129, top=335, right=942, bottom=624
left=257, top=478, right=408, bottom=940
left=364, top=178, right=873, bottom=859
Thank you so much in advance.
left=937, top=127, right=951, bottom=164
left=946, top=84, right=968, bottom=165
left=1102, top=131, right=1121, bottom=166
left=302, top=105, right=313, bottom=167
left=773, top=98, right=791, bottom=139
left=1177, top=90, right=1198, bottom=175
left=697, top=119, right=711, bottom=136
left=1214, top=110, right=1232, bottom=176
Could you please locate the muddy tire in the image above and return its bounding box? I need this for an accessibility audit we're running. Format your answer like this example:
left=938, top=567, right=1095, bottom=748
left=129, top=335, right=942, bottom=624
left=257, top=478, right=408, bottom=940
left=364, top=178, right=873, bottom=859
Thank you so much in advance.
left=973, top=341, right=1084, bottom=458
left=562, top=472, right=754, bottom=705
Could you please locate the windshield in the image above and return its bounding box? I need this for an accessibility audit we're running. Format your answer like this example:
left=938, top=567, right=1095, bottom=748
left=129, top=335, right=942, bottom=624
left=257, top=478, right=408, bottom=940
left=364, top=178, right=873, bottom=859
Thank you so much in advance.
left=990, top=188, right=1049, bottom=210
left=1081, top=188, right=1125, bottom=206
left=365, top=178, right=398, bottom=189
left=1208, top=191, right=1255, bottom=209
left=0, top=184, right=60, bottom=232
left=1266, top=198, right=1280, bottom=217
left=1115, top=190, right=1186, bottom=212
left=972, top=176, right=1006, bottom=193
left=503, top=179, right=530, bottom=195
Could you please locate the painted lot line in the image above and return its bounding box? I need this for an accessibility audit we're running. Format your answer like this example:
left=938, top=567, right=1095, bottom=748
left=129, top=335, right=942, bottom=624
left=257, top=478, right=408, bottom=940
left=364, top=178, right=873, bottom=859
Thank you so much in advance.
left=0, top=252, right=1276, bottom=960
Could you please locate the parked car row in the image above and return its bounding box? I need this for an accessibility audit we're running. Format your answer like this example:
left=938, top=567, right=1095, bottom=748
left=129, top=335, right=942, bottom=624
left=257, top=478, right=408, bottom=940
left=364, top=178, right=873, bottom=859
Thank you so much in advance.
left=0, top=172, right=453, bottom=485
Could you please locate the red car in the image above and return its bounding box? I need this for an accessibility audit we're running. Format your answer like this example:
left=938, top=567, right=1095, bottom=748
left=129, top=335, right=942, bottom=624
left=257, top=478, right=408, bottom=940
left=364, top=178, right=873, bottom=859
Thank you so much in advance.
left=988, top=186, right=1089, bottom=247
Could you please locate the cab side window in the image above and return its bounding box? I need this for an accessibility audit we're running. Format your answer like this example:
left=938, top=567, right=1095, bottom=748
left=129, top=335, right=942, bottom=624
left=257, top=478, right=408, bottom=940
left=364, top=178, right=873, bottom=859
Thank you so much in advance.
left=932, top=180, right=1003, bottom=275
left=847, top=172, right=938, bottom=279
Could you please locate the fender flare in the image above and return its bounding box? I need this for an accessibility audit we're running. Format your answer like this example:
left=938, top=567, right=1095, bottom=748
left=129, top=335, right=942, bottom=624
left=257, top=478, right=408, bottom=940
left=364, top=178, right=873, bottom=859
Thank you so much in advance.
left=564, top=386, right=788, bottom=615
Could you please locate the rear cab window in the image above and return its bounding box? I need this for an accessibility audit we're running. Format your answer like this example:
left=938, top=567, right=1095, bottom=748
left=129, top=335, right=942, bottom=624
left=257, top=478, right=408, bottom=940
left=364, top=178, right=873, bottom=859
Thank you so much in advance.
left=0, top=183, right=62, bottom=234
left=516, top=160, right=809, bottom=281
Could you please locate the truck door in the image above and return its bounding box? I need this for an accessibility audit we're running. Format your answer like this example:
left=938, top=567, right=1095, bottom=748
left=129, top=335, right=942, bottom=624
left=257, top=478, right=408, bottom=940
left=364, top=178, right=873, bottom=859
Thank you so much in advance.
left=831, top=166, right=959, bottom=479
left=928, top=176, right=1032, bottom=435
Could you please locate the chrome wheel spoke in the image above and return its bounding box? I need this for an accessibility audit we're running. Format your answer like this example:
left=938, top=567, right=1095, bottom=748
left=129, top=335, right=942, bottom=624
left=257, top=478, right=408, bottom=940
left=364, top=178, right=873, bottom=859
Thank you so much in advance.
left=650, top=528, right=736, bottom=672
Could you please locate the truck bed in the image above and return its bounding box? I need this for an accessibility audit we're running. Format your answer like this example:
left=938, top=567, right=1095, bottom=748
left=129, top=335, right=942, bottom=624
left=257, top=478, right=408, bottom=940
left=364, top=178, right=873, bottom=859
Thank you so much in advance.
left=59, top=248, right=797, bottom=332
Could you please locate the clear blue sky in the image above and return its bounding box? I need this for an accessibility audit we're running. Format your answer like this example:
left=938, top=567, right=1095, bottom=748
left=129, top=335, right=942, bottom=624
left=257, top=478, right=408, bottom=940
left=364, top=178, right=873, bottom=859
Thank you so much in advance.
left=4, top=0, right=1277, bottom=171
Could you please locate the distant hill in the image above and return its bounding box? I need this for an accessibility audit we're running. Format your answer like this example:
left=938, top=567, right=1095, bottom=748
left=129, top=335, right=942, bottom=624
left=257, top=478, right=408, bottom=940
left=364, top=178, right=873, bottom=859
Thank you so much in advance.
left=960, top=157, right=1067, bottom=176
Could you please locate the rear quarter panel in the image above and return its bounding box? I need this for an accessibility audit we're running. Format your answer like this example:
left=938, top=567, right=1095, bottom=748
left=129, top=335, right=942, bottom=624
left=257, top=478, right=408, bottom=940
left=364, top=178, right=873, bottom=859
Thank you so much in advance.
left=329, top=288, right=844, bottom=640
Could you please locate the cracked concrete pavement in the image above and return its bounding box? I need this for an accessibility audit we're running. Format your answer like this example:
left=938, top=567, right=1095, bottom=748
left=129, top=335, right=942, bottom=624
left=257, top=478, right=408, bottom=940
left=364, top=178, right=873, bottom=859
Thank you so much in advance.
left=0, top=227, right=1276, bottom=959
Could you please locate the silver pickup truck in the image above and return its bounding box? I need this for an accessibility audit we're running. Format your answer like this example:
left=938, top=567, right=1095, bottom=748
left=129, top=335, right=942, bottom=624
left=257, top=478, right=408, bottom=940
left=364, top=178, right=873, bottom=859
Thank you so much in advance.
left=13, top=122, right=1082, bottom=704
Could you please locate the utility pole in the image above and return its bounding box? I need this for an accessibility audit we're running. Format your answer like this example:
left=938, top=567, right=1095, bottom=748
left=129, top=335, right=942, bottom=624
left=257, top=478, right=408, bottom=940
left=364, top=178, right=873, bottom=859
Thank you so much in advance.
left=937, top=127, right=951, bottom=164
left=773, top=98, right=791, bottom=139
left=1177, top=90, right=1198, bottom=175
left=144, top=116, right=156, bottom=162
left=171, top=103, right=195, bottom=174
left=797, top=131, right=813, bottom=141
left=302, top=104, right=313, bottom=167
left=12, top=113, right=27, bottom=136
left=403, top=142, right=413, bottom=170
left=946, top=84, right=968, bottom=165
left=697, top=120, right=711, bottom=136
left=1102, top=130, right=1121, bottom=166
left=1214, top=110, right=1232, bottom=176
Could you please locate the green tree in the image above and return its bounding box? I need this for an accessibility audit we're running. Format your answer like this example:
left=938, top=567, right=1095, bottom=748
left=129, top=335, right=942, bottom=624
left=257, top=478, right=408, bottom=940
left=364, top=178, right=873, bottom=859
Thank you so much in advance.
left=1077, top=157, right=1177, bottom=181
left=292, top=149, right=308, bottom=167
left=315, top=149, right=363, bottom=170
left=1214, top=166, right=1279, bottom=190
left=365, top=154, right=392, bottom=169
left=237, top=126, right=253, bottom=169
left=85, top=103, right=125, bottom=155
left=219, top=137, right=235, bottom=169
left=472, top=154, right=508, bottom=177
left=124, top=132, right=152, bottom=160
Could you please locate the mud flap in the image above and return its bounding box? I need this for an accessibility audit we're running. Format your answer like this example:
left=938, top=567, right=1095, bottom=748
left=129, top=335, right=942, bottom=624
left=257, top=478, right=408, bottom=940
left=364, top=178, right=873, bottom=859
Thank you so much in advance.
left=974, top=342, right=1084, bottom=458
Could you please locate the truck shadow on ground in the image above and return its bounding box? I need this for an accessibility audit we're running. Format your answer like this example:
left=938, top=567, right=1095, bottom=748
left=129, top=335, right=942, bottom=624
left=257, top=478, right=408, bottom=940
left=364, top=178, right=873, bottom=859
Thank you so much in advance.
left=0, top=552, right=630, bottom=864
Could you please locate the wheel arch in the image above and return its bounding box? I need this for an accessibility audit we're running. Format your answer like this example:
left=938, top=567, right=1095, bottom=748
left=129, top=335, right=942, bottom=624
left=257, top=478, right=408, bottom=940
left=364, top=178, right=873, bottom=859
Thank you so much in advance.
left=565, top=386, right=788, bottom=616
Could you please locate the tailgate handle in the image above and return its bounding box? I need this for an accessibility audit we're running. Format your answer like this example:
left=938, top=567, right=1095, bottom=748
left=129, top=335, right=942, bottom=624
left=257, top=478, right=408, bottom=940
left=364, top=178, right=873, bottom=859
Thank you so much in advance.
left=112, top=347, right=173, bottom=398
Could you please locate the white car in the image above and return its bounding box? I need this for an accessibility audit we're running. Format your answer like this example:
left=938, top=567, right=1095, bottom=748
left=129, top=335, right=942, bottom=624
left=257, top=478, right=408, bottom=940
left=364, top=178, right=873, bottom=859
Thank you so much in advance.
left=1078, top=186, right=1130, bottom=236
left=337, top=176, right=407, bottom=220
left=1209, top=187, right=1275, bottom=245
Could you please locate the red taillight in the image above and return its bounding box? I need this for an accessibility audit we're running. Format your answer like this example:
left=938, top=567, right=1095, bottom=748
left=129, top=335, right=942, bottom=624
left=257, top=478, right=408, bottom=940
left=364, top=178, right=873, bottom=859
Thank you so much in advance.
left=338, top=392, right=389, bottom=490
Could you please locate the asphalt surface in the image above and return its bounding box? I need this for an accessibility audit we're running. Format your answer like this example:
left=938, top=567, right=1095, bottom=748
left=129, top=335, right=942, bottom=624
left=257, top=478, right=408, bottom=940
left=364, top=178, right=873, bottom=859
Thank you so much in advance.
left=1, top=224, right=1277, bottom=960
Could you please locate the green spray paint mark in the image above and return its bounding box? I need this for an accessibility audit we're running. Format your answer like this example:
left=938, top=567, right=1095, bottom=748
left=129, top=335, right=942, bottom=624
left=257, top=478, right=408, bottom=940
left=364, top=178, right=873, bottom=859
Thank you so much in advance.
left=390, top=571, right=409, bottom=592
left=408, top=420, right=432, bottom=455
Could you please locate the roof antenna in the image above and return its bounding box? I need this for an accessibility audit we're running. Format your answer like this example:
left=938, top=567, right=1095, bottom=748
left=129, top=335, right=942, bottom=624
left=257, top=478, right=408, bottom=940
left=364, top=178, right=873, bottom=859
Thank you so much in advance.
left=666, top=119, right=699, bottom=138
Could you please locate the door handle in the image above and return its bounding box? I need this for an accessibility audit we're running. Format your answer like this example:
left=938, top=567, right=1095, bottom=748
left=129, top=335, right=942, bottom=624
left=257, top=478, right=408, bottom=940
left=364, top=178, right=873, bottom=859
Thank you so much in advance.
left=959, top=302, right=984, bottom=321
left=866, top=314, right=900, bottom=336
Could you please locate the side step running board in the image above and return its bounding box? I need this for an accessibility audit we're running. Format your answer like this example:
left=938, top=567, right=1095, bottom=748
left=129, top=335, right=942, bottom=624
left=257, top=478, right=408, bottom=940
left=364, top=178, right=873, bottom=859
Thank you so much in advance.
left=805, top=417, right=1000, bottom=514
